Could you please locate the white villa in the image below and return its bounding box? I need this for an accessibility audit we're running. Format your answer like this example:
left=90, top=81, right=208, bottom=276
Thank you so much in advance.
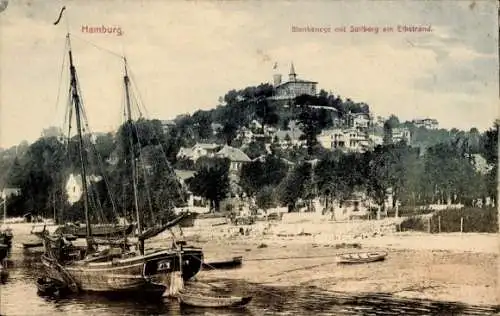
left=65, top=174, right=102, bottom=204
left=318, top=128, right=371, bottom=153
left=176, top=143, right=220, bottom=162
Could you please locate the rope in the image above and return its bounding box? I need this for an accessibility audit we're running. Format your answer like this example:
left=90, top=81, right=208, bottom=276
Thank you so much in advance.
left=246, top=254, right=342, bottom=261
left=46, top=38, right=69, bottom=129
left=124, top=62, right=187, bottom=207
left=75, top=80, right=120, bottom=223
left=71, top=34, right=123, bottom=59
left=184, top=252, right=286, bottom=300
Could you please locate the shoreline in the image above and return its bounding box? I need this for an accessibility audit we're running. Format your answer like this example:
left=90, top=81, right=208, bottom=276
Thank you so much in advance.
left=179, top=217, right=499, bottom=307
left=6, top=218, right=500, bottom=306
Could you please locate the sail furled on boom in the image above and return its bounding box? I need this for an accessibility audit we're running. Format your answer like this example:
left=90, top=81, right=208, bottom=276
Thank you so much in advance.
left=137, top=212, right=190, bottom=241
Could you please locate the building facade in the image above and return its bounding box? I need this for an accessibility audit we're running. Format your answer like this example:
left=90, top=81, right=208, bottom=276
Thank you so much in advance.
left=412, top=118, right=438, bottom=129
left=270, top=63, right=318, bottom=100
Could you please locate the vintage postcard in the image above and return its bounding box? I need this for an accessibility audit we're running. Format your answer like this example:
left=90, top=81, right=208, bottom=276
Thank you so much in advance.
left=0, top=0, right=498, bottom=315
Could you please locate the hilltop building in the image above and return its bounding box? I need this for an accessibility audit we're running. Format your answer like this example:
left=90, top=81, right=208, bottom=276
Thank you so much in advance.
left=412, top=118, right=438, bottom=129
left=269, top=63, right=318, bottom=101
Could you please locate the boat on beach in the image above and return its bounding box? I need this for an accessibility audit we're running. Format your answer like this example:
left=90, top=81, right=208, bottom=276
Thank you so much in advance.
left=202, top=256, right=243, bottom=270
left=177, top=291, right=252, bottom=308
left=336, top=251, right=387, bottom=264
left=37, top=277, right=71, bottom=297
left=38, top=7, right=204, bottom=299
left=23, top=240, right=44, bottom=249
left=0, top=244, right=8, bottom=261
left=53, top=223, right=135, bottom=239
left=0, top=197, right=14, bottom=248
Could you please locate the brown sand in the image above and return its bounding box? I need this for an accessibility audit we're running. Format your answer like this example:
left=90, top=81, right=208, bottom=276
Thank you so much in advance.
left=9, top=215, right=499, bottom=306
left=169, top=215, right=499, bottom=307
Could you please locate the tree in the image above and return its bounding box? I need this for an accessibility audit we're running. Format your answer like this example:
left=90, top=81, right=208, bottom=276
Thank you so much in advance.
left=256, top=186, right=277, bottom=212
left=278, top=162, right=311, bottom=212
left=220, top=122, right=238, bottom=146
left=297, top=107, right=322, bottom=157
left=383, top=115, right=400, bottom=145
left=270, top=135, right=282, bottom=156
left=187, top=158, right=230, bottom=212
left=243, top=141, right=267, bottom=160
left=239, top=161, right=264, bottom=197
left=421, top=142, right=479, bottom=205
left=255, top=98, right=279, bottom=127
left=314, top=151, right=359, bottom=210
left=240, top=156, right=288, bottom=197
left=192, top=110, right=213, bottom=140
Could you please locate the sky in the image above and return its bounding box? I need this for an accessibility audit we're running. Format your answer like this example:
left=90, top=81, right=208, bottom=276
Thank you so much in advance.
left=0, top=0, right=498, bottom=148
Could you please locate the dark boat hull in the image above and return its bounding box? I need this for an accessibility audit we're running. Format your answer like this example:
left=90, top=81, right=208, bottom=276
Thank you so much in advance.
left=54, top=224, right=134, bottom=238
left=0, top=230, right=13, bottom=247
left=23, top=241, right=44, bottom=249
left=0, top=244, right=8, bottom=261
left=41, top=247, right=203, bottom=296
left=37, top=277, right=70, bottom=296
left=202, top=256, right=242, bottom=270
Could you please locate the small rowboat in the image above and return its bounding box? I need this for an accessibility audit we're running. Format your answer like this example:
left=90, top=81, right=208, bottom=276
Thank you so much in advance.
left=336, top=251, right=387, bottom=264
left=36, top=277, right=70, bottom=297
left=63, top=234, right=77, bottom=241
left=23, top=240, right=44, bottom=249
left=0, top=244, right=8, bottom=261
left=202, top=256, right=242, bottom=270
left=178, top=291, right=252, bottom=308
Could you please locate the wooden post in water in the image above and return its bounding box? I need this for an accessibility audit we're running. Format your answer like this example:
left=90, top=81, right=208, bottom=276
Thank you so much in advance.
left=460, top=217, right=463, bottom=233
left=438, top=216, right=441, bottom=233
left=427, top=217, right=431, bottom=233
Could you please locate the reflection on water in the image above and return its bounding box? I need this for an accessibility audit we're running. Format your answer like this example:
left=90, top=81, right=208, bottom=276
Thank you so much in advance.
left=1, top=238, right=499, bottom=315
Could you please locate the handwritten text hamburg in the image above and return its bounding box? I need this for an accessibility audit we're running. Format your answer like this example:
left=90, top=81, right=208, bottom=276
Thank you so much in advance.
left=291, top=25, right=432, bottom=34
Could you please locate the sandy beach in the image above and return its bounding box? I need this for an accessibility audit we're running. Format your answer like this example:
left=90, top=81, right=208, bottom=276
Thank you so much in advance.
left=171, top=214, right=499, bottom=307
left=7, top=214, right=500, bottom=307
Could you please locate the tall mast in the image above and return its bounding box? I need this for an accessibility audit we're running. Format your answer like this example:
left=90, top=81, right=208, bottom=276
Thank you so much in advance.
left=2, top=193, right=6, bottom=227
left=67, top=33, right=93, bottom=246
left=123, top=58, right=144, bottom=255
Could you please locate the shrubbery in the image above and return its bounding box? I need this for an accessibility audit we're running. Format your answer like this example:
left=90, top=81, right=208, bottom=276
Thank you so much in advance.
left=398, top=207, right=498, bottom=233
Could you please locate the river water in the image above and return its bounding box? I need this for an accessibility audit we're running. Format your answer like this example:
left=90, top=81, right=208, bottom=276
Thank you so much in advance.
left=1, top=227, right=499, bottom=315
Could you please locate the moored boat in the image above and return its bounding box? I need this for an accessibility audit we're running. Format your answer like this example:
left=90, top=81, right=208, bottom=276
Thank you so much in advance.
left=37, top=7, right=204, bottom=299
left=178, top=291, right=252, bottom=308
left=41, top=216, right=204, bottom=296
left=23, top=240, right=44, bottom=249
left=0, top=262, right=8, bottom=283
left=0, top=244, right=8, bottom=261
left=202, top=256, right=243, bottom=270
left=54, top=224, right=134, bottom=239
left=336, top=251, right=387, bottom=264
left=0, top=229, right=13, bottom=247
left=37, top=277, right=70, bottom=297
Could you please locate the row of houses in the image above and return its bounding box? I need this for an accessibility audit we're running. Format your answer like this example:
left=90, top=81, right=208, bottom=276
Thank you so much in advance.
left=232, top=116, right=411, bottom=154
left=177, top=143, right=251, bottom=173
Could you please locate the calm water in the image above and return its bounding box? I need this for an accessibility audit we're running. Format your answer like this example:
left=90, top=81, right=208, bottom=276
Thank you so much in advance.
left=1, top=230, right=499, bottom=315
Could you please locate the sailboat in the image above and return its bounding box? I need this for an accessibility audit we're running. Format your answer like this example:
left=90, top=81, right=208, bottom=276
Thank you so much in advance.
left=40, top=16, right=203, bottom=298
left=0, top=192, right=13, bottom=249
